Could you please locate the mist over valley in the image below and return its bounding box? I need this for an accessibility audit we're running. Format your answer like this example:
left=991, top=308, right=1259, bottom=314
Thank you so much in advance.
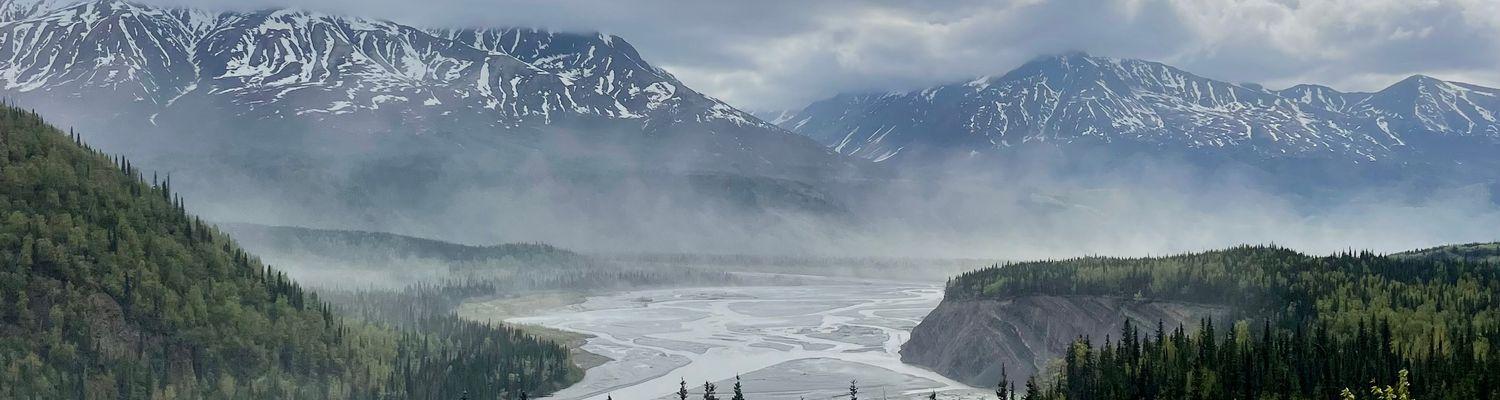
left=1, top=1, right=1498, bottom=399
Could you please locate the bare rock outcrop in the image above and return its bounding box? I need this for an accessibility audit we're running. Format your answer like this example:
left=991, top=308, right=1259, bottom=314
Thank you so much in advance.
left=900, top=295, right=1230, bottom=387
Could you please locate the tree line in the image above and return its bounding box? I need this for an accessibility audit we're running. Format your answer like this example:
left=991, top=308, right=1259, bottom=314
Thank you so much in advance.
left=949, top=245, right=1500, bottom=399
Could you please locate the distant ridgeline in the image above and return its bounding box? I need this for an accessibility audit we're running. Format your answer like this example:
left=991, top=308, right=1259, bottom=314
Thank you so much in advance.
left=946, top=245, right=1500, bottom=399
left=0, top=104, right=575, bottom=399
left=223, top=222, right=749, bottom=292
left=222, top=223, right=582, bottom=267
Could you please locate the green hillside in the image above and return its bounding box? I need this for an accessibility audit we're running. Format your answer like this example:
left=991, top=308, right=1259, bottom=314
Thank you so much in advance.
left=1396, top=242, right=1500, bottom=264
left=0, top=105, right=574, bottom=399
left=950, top=245, right=1500, bottom=399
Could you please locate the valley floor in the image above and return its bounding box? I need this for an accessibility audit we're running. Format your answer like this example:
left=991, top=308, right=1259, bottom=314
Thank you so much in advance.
left=459, top=279, right=987, bottom=400
left=459, top=292, right=611, bottom=370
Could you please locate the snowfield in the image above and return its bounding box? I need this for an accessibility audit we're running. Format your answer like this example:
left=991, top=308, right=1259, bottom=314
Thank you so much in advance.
left=506, top=282, right=981, bottom=400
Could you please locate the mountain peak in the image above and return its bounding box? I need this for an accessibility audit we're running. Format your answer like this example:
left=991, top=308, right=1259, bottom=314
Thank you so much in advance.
left=1275, top=83, right=1366, bottom=113
left=1372, top=74, right=1456, bottom=101
left=1281, top=83, right=1338, bottom=92
left=1017, top=51, right=1110, bottom=71
left=1276, top=83, right=1352, bottom=101
left=1359, top=73, right=1500, bottom=137
left=1036, top=50, right=1095, bottom=61
left=1391, top=74, right=1446, bottom=88
left=1407, top=73, right=1439, bottom=82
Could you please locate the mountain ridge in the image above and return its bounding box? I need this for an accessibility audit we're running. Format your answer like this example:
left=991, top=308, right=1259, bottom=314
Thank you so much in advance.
left=780, top=52, right=1500, bottom=170
left=0, top=0, right=771, bottom=128
left=0, top=0, right=862, bottom=240
left=0, top=0, right=835, bottom=173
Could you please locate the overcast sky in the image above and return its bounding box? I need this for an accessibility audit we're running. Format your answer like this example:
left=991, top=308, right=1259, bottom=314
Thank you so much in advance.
left=144, top=0, right=1500, bottom=110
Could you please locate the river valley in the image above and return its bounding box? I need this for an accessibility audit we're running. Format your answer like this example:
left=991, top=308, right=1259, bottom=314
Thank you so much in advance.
left=466, top=280, right=981, bottom=400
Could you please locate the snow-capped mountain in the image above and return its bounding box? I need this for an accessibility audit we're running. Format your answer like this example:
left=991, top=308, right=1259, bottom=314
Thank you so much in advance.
left=1353, top=75, right=1500, bottom=138
left=781, top=52, right=1500, bottom=166
left=428, top=28, right=765, bottom=128
left=0, top=0, right=863, bottom=238
left=0, top=0, right=749, bottom=127
left=0, top=0, right=828, bottom=170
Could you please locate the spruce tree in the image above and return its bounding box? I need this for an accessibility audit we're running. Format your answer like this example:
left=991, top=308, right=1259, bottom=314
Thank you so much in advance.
left=1023, top=377, right=1040, bottom=400
left=731, top=375, right=745, bottom=400
left=996, top=365, right=1009, bottom=400
left=848, top=380, right=858, bottom=400
left=703, top=382, right=718, bottom=400
left=679, top=379, right=689, bottom=400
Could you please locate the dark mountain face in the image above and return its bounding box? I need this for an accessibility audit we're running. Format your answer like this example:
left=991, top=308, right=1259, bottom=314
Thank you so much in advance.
left=0, top=0, right=862, bottom=243
left=781, top=53, right=1500, bottom=183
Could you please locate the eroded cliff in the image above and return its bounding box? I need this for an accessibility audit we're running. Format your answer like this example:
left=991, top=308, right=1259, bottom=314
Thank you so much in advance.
left=900, top=295, right=1231, bottom=387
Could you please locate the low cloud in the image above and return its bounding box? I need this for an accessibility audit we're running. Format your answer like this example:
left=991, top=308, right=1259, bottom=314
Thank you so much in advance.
left=191, top=144, right=1500, bottom=262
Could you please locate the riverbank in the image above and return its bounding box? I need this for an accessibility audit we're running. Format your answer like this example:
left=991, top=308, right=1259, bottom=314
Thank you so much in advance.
left=457, top=292, right=612, bottom=370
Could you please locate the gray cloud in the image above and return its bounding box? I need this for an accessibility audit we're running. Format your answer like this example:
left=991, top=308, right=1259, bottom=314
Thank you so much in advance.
left=141, top=0, right=1500, bottom=111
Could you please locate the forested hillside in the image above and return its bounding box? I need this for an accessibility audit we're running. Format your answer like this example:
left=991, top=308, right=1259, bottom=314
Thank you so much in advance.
left=0, top=104, right=574, bottom=399
left=1397, top=242, right=1500, bottom=264
left=949, top=246, right=1500, bottom=399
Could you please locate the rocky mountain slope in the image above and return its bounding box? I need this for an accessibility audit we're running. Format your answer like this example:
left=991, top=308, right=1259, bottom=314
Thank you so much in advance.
left=0, top=0, right=858, bottom=241
left=781, top=52, right=1500, bottom=171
